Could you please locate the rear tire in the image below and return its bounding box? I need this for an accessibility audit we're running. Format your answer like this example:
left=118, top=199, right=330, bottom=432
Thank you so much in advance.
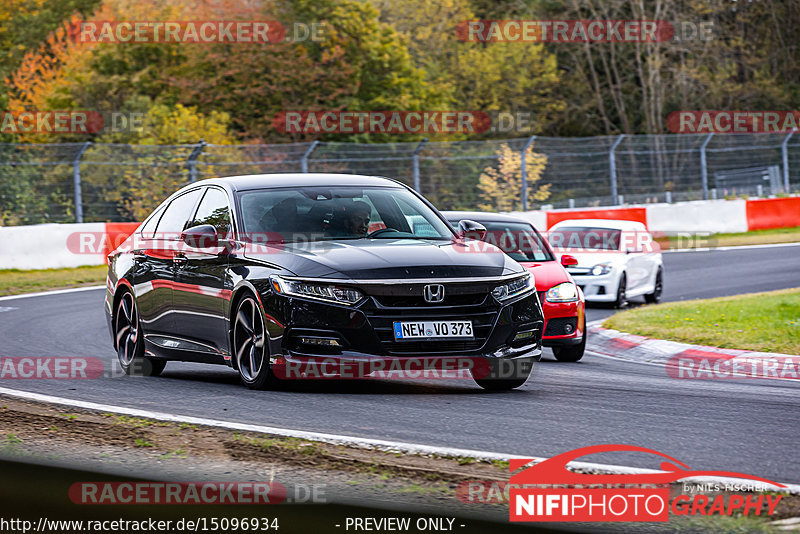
left=552, top=327, right=586, bottom=362
left=115, top=291, right=166, bottom=377
left=233, top=294, right=279, bottom=390
left=472, top=357, right=533, bottom=391
left=644, top=268, right=663, bottom=304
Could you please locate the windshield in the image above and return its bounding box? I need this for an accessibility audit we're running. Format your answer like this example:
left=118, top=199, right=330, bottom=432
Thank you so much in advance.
left=449, top=220, right=554, bottom=262
left=238, top=186, right=454, bottom=243
left=548, top=226, right=622, bottom=251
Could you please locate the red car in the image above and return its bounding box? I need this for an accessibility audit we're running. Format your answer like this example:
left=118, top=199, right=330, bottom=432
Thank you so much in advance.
left=444, top=212, right=586, bottom=362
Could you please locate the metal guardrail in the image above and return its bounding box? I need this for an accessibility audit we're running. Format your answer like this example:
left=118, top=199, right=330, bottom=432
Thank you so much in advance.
left=0, top=133, right=798, bottom=225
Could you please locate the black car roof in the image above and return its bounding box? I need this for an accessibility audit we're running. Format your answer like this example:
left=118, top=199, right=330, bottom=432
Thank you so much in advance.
left=198, top=173, right=405, bottom=192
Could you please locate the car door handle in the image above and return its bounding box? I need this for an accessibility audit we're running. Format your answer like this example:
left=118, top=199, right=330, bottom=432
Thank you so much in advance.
left=173, top=253, right=188, bottom=265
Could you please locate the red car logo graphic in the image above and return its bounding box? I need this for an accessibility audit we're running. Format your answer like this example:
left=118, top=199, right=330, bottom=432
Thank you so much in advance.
left=510, top=444, right=785, bottom=488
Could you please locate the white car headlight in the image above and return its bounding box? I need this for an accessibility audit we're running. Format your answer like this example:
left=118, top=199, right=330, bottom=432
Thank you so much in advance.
left=545, top=282, right=578, bottom=303
left=590, top=263, right=612, bottom=276
left=270, top=276, right=364, bottom=305
left=492, top=274, right=535, bottom=302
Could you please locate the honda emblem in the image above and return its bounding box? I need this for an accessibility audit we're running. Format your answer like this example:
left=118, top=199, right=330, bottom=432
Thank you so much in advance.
left=423, top=284, right=445, bottom=303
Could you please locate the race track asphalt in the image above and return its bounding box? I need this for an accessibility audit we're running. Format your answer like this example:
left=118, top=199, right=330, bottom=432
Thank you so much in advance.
left=1, top=244, right=798, bottom=483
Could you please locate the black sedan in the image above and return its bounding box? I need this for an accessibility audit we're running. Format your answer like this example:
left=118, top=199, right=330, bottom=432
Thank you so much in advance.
left=104, top=173, right=544, bottom=390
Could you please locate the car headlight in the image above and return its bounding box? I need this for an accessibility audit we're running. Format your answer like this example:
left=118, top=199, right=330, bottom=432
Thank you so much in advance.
left=590, top=263, right=612, bottom=276
left=492, top=274, right=535, bottom=302
left=545, top=282, right=578, bottom=302
left=270, top=276, right=364, bottom=305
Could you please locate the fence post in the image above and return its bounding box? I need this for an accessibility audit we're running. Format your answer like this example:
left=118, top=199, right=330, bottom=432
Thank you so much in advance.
left=301, top=140, right=319, bottom=173
left=412, top=138, right=428, bottom=192
left=700, top=133, right=714, bottom=200
left=782, top=129, right=795, bottom=193
left=520, top=135, right=537, bottom=211
left=72, top=141, right=91, bottom=223
left=609, top=134, right=625, bottom=205
left=187, top=140, right=206, bottom=183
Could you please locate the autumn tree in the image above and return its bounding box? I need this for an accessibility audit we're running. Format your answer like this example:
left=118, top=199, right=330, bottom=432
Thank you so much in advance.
left=478, top=142, right=550, bottom=212
left=371, top=0, right=564, bottom=138
left=90, top=103, right=235, bottom=221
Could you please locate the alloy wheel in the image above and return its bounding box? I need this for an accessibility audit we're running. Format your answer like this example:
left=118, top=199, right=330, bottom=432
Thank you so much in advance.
left=234, top=296, right=266, bottom=382
left=115, top=292, right=139, bottom=366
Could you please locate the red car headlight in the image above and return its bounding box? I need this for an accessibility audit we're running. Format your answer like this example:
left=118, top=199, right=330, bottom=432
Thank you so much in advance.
left=545, top=282, right=579, bottom=303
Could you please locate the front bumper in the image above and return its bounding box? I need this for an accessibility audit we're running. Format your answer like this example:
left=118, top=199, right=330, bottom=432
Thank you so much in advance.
left=539, top=295, right=584, bottom=346
left=258, top=284, right=544, bottom=373
left=570, top=273, right=619, bottom=302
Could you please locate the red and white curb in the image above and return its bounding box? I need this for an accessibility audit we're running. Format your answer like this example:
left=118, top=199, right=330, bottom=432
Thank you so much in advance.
left=588, top=324, right=800, bottom=381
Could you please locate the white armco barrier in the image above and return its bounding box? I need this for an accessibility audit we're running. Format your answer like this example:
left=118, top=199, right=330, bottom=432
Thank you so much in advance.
left=0, top=223, right=107, bottom=270
left=645, top=199, right=748, bottom=234
left=507, top=210, right=547, bottom=231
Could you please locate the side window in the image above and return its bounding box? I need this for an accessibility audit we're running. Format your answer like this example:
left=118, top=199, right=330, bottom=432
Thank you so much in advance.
left=191, top=188, right=232, bottom=235
left=154, top=189, right=202, bottom=238
left=140, top=205, right=165, bottom=239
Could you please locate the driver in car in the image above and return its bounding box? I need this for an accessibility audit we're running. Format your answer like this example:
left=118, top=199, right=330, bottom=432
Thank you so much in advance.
left=328, top=201, right=372, bottom=237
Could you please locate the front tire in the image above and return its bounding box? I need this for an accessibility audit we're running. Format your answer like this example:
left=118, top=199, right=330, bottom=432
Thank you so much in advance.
left=613, top=273, right=627, bottom=308
left=472, top=357, right=534, bottom=391
left=115, top=291, right=166, bottom=377
left=644, top=268, right=663, bottom=304
left=552, top=327, right=586, bottom=362
left=233, top=294, right=278, bottom=390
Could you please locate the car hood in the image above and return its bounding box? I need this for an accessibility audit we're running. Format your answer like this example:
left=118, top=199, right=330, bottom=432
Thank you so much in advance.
left=519, top=261, right=572, bottom=291
left=244, top=238, right=523, bottom=280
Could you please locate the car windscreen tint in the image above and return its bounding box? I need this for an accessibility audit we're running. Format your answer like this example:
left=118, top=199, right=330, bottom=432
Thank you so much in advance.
left=548, top=226, right=622, bottom=251
left=238, top=186, right=454, bottom=242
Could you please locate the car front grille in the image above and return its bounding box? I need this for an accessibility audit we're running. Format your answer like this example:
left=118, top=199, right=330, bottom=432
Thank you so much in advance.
left=374, top=293, right=487, bottom=308
left=357, top=280, right=507, bottom=356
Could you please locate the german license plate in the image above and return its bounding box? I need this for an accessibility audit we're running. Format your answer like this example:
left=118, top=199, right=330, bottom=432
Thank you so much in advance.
left=393, top=320, right=473, bottom=340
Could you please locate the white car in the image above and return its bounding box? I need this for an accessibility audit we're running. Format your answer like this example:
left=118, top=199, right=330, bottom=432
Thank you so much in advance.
left=547, top=219, right=663, bottom=307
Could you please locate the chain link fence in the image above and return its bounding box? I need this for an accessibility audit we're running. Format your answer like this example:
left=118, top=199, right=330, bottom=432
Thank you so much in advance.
left=1, top=133, right=798, bottom=225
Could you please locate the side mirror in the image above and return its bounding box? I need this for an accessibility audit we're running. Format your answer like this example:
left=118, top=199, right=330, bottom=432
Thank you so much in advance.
left=181, top=224, right=219, bottom=248
left=457, top=219, right=487, bottom=241
left=560, top=254, right=578, bottom=267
